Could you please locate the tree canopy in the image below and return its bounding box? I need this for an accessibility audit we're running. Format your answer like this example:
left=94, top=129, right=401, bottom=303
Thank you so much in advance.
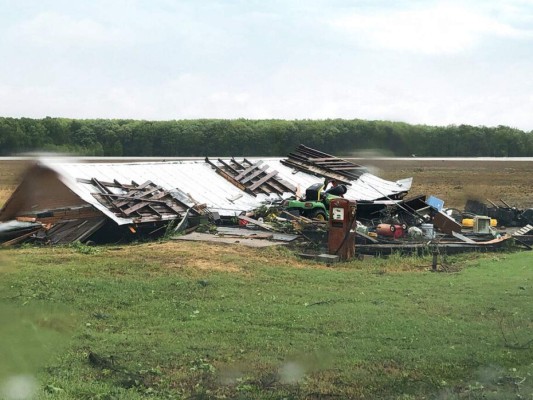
left=1, top=117, right=532, bottom=157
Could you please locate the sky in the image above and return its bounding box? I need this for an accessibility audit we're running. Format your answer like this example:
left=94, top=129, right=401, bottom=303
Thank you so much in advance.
left=1, top=0, right=532, bottom=131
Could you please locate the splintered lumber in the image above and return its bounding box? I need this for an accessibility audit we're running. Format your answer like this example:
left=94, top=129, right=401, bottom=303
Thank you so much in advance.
left=237, top=216, right=279, bottom=232
left=1, top=228, right=42, bottom=247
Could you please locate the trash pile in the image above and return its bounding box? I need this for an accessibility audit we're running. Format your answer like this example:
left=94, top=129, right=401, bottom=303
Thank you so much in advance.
left=223, top=192, right=533, bottom=255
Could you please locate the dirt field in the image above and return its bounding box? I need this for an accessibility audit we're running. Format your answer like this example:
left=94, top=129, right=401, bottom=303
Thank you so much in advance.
left=358, top=158, right=533, bottom=209
left=1, top=158, right=532, bottom=210
left=0, top=160, right=29, bottom=208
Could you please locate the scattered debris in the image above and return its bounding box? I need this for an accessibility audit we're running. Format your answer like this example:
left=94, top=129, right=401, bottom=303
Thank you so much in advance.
left=216, top=227, right=299, bottom=242
left=0, top=145, right=531, bottom=258
left=171, top=232, right=286, bottom=248
left=34, top=217, right=107, bottom=245
left=0, top=220, right=42, bottom=243
left=466, top=199, right=533, bottom=227
left=236, top=216, right=279, bottom=232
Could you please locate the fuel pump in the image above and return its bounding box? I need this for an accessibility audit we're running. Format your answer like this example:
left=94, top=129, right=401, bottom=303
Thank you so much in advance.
left=328, top=198, right=357, bottom=260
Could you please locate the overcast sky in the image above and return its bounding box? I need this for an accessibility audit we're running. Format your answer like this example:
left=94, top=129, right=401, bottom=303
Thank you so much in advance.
left=1, top=0, right=532, bottom=131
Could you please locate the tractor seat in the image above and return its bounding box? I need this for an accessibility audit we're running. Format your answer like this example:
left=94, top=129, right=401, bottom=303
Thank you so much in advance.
left=325, top=184, right=347, bottom=196
left=305, top=183, right=324, bottom=201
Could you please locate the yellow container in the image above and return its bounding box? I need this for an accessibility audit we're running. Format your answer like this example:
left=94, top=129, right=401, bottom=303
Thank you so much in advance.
left=461, top=218, right=497, bottom=228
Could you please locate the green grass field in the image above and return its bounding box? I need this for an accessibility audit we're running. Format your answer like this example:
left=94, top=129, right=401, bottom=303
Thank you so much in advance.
left=1, top=242, right=532, bottom=399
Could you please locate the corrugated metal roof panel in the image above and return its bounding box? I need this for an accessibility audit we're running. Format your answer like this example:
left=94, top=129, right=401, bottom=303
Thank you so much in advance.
left=41, top=158, right=412, bottom=225
left=264, top=160, right=411, bottom=201
left=46, top=160, right=261, bottom=225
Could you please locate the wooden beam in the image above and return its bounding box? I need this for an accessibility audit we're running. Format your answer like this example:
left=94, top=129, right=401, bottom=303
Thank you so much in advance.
left=1, top=228, right=42, bottom=247
left=234, top=161, right=264, bottom=181
left=77, top=178, right=136, bottom=189
left=206, top=157, right=251, bottom=194
left=97, top=192, right=169, bottom=205
left=240, top=165, right=268, bottom=184
left=280, top=159, right=352, bottom=185
left=248, top=170, right=279, bottom=191
left=113, top=187, right=162, bottom=208
left=91, top=178, right=114, bottom=194
left=217, top=158, right=240, bottom=175
left=237, top=216, right=278, bottom=232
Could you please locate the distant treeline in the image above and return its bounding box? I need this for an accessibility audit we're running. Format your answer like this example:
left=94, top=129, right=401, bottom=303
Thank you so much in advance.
left=1, top=117, right=532, bottom=157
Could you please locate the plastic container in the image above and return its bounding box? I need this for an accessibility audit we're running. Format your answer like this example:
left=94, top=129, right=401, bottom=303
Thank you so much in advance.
left=461, top=218, right=497, bottom=228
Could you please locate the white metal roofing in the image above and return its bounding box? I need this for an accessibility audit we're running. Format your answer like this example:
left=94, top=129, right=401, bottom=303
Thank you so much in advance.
left=264, top=159, right=412, bottom=202
left=40, top=158, right=412, bottom=225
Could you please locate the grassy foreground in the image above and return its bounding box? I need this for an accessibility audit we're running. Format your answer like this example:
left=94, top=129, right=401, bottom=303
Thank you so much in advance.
left=0, top=242, right=532, bottom=399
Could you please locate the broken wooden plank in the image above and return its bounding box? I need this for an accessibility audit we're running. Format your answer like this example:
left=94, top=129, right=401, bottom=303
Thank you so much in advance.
left=451, top=231, right=476, bottom=244
left=234, top=160, right=264, bottom=181
left=113, top=186, right=161, bottom=208
left=113, top=188, right=165, bottom=206
left=237, top=216, right=279, bottom=232
left=97, top=192, right=168, bottom=205
left=282, top=145, right=366, bottom=182
left=280, top=159, right=352, bottom=184
left=205, top=157, right=250, bottom=193
left=217, top=158, right=241, bottom=175
left=248, top=170, right=279, bottom=191
left=356, top=231, right=380, bottom=244
left=122, top=199, right=183, bottom=216
left=239, top=164, right=269, bottom=185
left=1, top=228, right=42, bottom=247
left=91, top=178, right=114, bottom=194
left=77, top=178, right=136, bottom=189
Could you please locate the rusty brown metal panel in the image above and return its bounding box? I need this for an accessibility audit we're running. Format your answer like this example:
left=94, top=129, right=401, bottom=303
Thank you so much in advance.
left=433, top=211, right=462, bottom=235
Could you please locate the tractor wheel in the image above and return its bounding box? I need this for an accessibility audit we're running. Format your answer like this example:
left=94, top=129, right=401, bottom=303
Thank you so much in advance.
left=308, top=209, right=327, bottom=221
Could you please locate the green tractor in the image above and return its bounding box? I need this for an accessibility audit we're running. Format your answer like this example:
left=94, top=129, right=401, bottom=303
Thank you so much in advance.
left=284, top=182, right=348, bottom=221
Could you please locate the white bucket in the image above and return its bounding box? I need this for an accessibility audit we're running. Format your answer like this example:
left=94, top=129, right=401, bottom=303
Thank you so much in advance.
left=420, top=223, right=435, bottom=239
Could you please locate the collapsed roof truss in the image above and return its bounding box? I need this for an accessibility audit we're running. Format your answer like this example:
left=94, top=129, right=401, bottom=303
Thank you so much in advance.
left=281, top=144, right=368, bottom=184
left=205, top=157, right=296, bottom=196
left=78, top=178, right=197, bottom=223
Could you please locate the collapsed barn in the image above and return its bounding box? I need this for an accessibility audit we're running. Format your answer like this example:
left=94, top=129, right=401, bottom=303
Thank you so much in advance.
left=0, top=145, right=411, bottom=246
left=1, top=144, right=531, bottom=257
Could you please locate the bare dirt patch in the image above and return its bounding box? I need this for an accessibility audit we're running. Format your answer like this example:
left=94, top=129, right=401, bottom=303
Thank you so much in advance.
left=107, top=241, right=310, bottom=274
left=0, top=160, right=30, bottom=207
left=357, top=158, right=533, bottom=209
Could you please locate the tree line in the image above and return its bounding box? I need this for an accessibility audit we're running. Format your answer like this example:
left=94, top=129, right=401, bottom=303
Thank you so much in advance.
left=1, top=117, right=532, bottom=157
